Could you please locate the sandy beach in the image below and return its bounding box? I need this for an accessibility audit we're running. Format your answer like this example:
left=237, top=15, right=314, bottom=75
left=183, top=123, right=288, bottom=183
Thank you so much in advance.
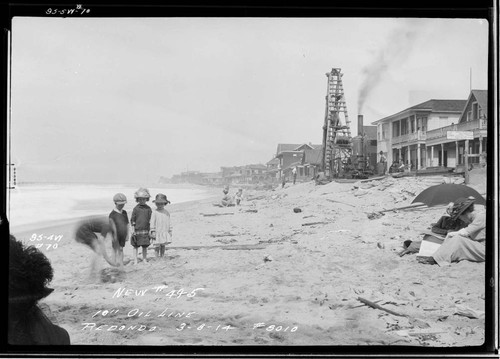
left=10, top=170, right=488, bottom=347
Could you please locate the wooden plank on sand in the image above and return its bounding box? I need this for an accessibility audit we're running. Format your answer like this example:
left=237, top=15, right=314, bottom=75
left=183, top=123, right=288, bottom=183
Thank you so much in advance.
left=357, top=297, right=408, bottom=317
left=201, top=213, right=235, bottom=217
left=150, top=244, right=266, bottom=251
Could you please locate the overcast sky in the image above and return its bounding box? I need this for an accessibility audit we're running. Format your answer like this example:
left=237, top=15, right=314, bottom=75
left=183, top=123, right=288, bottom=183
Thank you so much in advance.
left=10, top=17, right=489, bottom=183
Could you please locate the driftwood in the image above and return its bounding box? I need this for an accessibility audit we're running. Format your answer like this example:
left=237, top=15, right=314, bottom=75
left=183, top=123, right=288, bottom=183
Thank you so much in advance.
left=367, top=203, right=427, bottom=219
left=202, top=213, right=235, bottom=217
left=149, top=244, right=265, bottom=251
left=244, top=209, right=258, bottom=213
left=357, top=297, right=408, bottom=317
left=302, top=221, right=329, bottom=227
left=209, top=233, right=238, bottom=238
left=247, top=196, right=266, bottom=201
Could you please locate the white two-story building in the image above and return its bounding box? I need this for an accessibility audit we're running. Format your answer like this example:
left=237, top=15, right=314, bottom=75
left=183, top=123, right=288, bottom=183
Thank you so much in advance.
left=372, top=90, right=487, bottom=170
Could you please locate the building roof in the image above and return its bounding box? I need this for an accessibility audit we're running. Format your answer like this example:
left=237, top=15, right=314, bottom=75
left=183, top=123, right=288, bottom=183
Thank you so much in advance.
left=266, top=157, right=280, bottom=165
left=458, top=89, right=488, bottom=123
left=372, top=99, right=467, bottom=124
left=245, top=164, right=267, bottom=169
left=471, top=89, right=488, bottom=113
left=276, top=143, right=322, bottom=154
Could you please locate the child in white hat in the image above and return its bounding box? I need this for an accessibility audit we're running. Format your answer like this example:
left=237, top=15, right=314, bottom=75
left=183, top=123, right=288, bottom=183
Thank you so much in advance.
left=150, top=193, right=172, bottom=258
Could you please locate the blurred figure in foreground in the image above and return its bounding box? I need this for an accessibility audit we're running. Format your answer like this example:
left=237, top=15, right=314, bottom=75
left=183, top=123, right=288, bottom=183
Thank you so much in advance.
left=74, top=216, right=118, bottom=277
left=9, top=235, right=70, bottom=345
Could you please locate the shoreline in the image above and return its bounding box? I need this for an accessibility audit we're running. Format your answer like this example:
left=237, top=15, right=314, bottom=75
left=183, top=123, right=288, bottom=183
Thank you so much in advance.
left=10, top=187, right=223, bottom=236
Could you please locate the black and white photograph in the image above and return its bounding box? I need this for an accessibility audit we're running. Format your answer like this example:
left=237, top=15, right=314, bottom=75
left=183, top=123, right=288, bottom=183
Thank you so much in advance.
left=3, top=3, right=497, bottom=355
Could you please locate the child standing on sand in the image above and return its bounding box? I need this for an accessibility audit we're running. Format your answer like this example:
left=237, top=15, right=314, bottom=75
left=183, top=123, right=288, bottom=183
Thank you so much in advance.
left=130, top=188, right=152, bottom=265
left=235, top=188, right=243, bottom=206
left=150, top=193, right=172, bottom=258
left=108, top=193, right=130, bottom=269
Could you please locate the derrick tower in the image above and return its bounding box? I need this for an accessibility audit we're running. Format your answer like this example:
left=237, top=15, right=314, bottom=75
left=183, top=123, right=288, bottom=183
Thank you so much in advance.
left=321, top=68, right=353, bottom=178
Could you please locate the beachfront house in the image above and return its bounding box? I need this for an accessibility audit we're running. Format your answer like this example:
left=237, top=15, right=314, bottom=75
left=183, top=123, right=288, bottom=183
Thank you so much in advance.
left=242, top=164, right=268, bottom=183
left=202, top=172, right=223, bottom=185
left=425, top=90, right=488, bottom=169
left=372, top=98, right=467, bottom=170
left=265, top=157, right=280, bottom=182
left=221, top=164, right=271, bottom=184
left=275, top=143, right=323, bottom=181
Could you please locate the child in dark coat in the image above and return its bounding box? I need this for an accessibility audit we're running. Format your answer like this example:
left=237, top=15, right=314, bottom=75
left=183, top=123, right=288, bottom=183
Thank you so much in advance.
left=131, top=187, right=152, bottom=265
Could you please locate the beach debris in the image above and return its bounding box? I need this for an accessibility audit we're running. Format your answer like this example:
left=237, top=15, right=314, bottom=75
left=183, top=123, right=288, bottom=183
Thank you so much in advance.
left=293, top=208, right=302, bottom=213
left=209, top=232, right=238, bottom=238
left=357, top=297, right=408, bottom=317
left=377, top=242, right=385, bottom=249
left=409, top=318, right=430, bottom=329
left=366, top=203, right=427, bottom=219
left=150, top=244, right=265, bottom=251
left=353, top=189, right=369, bottom=197
left=215, top=238, right=237, bottom=244
left=263, top=255, right=273, bottom=262
left=302, top=221, right=329, bottom=227
left=202, top=213, right=234, bottom=217
left=367, top=212, right=385, bottom=220
left=396, top=329, right=446, bottom=337
left=454, top=304, right=485, bottom=319
left=244, top=209, right=258, bottom=213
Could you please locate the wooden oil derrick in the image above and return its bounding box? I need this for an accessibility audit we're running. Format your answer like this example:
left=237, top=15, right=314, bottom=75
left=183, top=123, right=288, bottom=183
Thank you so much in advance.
left=321, top=68, right=353, bottom=178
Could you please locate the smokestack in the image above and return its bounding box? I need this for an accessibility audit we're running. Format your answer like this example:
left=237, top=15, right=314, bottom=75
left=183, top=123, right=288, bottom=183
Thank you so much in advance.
left=358, top=115, right=364, bottom=136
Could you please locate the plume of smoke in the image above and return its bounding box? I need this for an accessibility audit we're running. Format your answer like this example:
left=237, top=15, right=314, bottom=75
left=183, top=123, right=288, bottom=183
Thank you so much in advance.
left=358, top=21, right=422, bottom=114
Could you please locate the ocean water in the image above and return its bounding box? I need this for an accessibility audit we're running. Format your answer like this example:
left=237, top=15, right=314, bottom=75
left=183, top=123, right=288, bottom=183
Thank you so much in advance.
left=7, top=183, right=215, bottom=230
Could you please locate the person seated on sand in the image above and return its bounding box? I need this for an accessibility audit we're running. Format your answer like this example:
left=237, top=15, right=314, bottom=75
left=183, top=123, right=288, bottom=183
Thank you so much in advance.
left=74, top=216, right=118, bottom=277
left=418, top=197, right=486, bottom=266
left=9, top=235, right=71, bottom=345
left=234, top=188, right=243, bottom=206
left=221, top=190, right=234, bottom=207
left=399, top=203, right=468, bottom=257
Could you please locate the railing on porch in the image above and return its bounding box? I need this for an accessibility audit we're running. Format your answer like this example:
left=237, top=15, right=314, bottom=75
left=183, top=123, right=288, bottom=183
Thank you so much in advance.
left=391, top=130, right=426, bottom=145
left=426, top=119, right=487, bottom=140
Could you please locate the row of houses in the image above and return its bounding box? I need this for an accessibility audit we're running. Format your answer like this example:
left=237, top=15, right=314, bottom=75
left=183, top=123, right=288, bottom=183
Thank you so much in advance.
left=165, top=164, right=271, bottom=186
left=372, top=90, right=488, bottom=171
left=163, top=89, right=488, bottom=186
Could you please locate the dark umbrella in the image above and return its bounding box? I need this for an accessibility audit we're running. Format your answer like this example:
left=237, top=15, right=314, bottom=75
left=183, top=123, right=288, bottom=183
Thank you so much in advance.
left=411, top=183, right=486, bottom=207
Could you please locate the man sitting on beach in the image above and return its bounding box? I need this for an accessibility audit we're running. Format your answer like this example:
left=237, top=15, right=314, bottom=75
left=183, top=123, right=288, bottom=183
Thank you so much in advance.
left=221, top=189, right=234, bottom=207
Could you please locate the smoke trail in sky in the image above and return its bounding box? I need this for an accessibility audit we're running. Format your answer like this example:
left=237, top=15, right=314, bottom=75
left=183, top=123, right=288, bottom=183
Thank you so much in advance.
left=357, top=21, right=423, bottom=114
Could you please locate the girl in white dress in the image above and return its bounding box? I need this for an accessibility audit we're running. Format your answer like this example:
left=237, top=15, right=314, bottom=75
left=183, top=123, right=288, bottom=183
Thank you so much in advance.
left=150, top=194, right=172, bottom=258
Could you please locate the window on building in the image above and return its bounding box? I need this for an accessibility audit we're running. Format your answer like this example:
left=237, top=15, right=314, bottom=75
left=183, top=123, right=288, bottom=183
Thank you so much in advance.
left=370, top=140, right=377, bottom=146
left=472, top=102, right=479, bottom=120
